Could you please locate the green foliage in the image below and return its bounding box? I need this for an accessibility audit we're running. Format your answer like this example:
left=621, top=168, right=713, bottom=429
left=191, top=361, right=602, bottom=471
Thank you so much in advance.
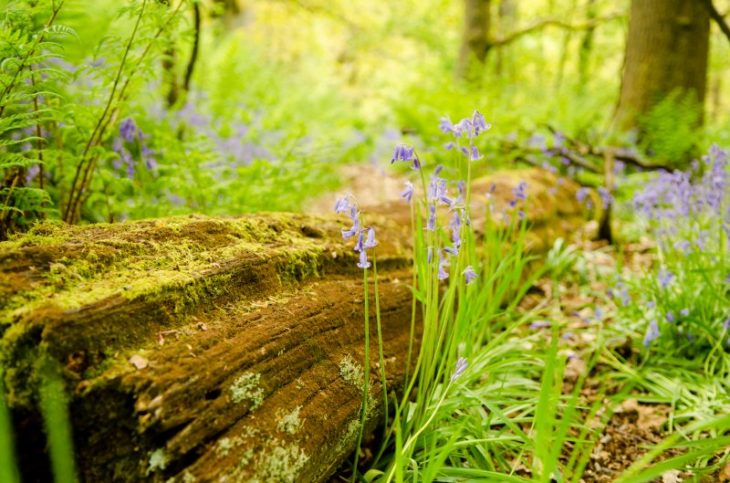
left=0, top=371, right=20, bottom=483
left=638, top=91, right=702, bottom=165
left=38, top=359, right=77, bottom=483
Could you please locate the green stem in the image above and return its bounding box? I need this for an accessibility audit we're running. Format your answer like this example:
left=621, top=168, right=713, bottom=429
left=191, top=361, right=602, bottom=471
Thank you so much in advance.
left=351, top=267, right=370, bottom=483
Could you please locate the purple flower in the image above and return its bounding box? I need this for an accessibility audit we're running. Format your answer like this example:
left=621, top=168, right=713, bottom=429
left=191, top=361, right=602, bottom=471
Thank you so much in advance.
left=463, top=266, right=477, bottom=284
left=450, top=211, right=462, bottom=247
left=438, top=251, right=449, bottom=280
left=25, top=164, right=40, bottom=184
left=614, top=161, right=625, bottom=175
left=643, top=319, right=660, bottom=347
left=723, top=317, right=730, bottom=331
left=451, top=357, right=468, bottom=381
left=666, top=311, right=675, bottom=323
left=426, top=204, right=436, bottom=231
left=469, top=145, right=482, bottom=161
left=354, top=230, right=365, bottom=252
left=363, top=227, right=377, bottom=249
left=680, top=308, right=690, bottom=317
left=120, top=118, right=137, bottom=142
left=530, top=320, right=551, bottom=329
left=457, top=181, right=465, bottom=204
left=657, top=268, right=674, bottom=289
left=391, top=144, right=420, bottom=169
left=472, top=110, right=490, bottom=136
left=357, top=249, right=371, bottom=269
left=444, top=245, right=458, bottom=256
left=576, top=187, right=590, bottom=203
left=342, top=216, right=360, bottom=240
left=401, top=181, right=414, bottom=203
left=594, top=307, right=603, bottom=321
left=439, top=116, right=455, bottom=134
left=454, top=118, right=473, bottom=138
left=334, top=195, right=352, bottom=214
left=513, top=181, right=528, bottom=202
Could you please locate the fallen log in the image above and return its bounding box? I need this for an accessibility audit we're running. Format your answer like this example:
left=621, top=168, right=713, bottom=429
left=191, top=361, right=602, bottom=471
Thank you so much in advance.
left=0, top=168, right=595, bottom=482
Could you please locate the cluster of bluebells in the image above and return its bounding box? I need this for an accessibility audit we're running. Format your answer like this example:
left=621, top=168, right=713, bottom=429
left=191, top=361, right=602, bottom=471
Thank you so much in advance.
left=113, top=118, right=156, bottom=179
left=633, top=144, right=729, bottom=250
left=335, top=194, right=377, bottom=269
left=631, top=145, right=730, bottom=350
left=439, top=110, right=490, bottom=161
left=391, top=113, right=489, bottom=285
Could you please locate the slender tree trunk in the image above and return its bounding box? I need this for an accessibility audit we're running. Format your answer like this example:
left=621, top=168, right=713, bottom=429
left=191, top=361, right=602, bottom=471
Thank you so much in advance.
left=614, top=0, right=710, bottom=130
left=457, top=0, right=491, bottom=81
left=578, top=0, right=596, bottom=89
left=495, top=0, right=516, bottom=77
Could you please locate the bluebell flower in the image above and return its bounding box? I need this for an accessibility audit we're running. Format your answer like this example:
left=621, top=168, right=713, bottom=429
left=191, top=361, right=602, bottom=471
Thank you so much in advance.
left=450, top=211, right=461, bottom=248
left=357, top=249, right=371, bottom=269
left=401, top=181, right=414, bottom=203
left=451, top=357, right=468, bottom=381
left=391, top=144, right=420, bottom=169
left=438, top=251, right=449, bottom=280
left=364, top=227, right=377, bottom=249
left=454, top=118, right=473, bottom=138
left=342, top=216, right=360, bottom=240
left=513, top=181, right=528, bottom=201
left=643, top=319, right=660, bottom=347
left=469, top=145, right=482, bottom=161
left=472, top=110, right=490, bottom=136
left=439, top=116, right=455, bottom=134
left=426, top=204, right=436, bottom=231
left=457, top=181, right=465, bottom=204
left=354, top=230, right=365, bottom=252
left=463, top=266, right=477, bottom=284
left=723, top=317, right=730, bottom=331
left=576, top=187, right=590, bottom=203
left=680, top=308, right=689, bottom=317
left=334, top=195, right=352, bottom=214
left=530, top=320, right=551, bottom=329
left=120, top=118, right=137, bottom=142
left=666, top=311, right=675, bottom=323
left=444, top=245, right=458, bottom=256
left=658, top=268, right=674, bottom=289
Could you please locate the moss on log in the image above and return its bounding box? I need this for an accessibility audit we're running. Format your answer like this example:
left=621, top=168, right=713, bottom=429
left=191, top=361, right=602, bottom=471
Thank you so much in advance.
left=0, top=169, right=595, bottom=482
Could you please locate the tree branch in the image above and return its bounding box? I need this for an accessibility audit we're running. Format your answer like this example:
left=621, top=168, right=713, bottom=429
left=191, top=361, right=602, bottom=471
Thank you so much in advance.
left=490, top=13, right=624, bottom=48
left=701, top=0, right=730, bottom=45
left=183, top=1, right=201, bottom=94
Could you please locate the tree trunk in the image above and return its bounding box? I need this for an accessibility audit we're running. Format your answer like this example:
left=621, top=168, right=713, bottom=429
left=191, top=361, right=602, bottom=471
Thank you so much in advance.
left=457, top=0, right=492, bottom=80
left=614, top=0, right=710, bottom=130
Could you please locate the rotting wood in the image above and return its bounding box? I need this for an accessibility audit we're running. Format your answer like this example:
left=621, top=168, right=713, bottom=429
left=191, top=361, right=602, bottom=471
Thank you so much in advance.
left=0, top=168, right=596, bottom=482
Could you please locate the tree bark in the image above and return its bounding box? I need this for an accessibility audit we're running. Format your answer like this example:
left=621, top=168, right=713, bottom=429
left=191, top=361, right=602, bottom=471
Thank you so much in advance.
left=614, top=0, right=710, bottom=130
left=457, top=0, right=492, bottom=80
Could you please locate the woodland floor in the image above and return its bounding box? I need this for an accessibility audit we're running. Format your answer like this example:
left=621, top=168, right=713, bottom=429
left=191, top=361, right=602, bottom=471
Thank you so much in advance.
left=330, top=239, right=730, bottom=483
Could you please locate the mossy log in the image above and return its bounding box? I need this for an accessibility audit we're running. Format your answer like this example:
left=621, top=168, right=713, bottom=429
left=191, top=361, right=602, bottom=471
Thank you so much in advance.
left=0, top=169, right=595, bottom=482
